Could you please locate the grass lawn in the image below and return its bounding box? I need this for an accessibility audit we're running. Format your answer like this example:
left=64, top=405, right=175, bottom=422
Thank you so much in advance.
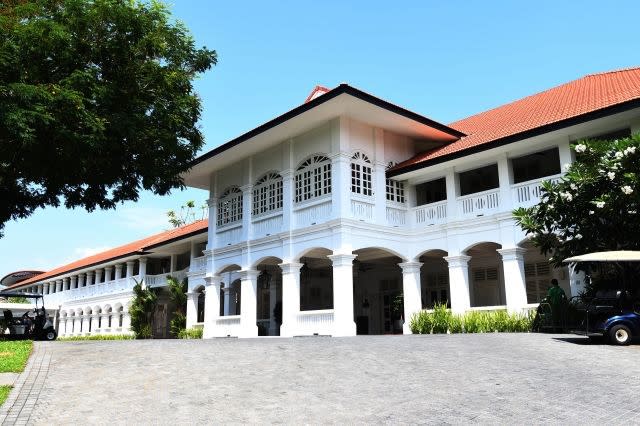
left=0, top=341, right=33, bottom=373
left=0, top=385, right=11, bottom=406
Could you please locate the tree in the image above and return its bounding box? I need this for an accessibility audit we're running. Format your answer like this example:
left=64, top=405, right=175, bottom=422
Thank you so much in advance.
left=166, top=200, right=206, bottom=228
left=0, top=0, right=217, bottom=237
left=129, top=279, right=157, bottom=339
left=167, top=275, right=187, bottom=336
left=514, top=133, right=640, bottom=288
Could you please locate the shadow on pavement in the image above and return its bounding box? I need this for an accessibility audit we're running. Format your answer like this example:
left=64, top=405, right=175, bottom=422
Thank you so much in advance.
left=553, top=336, right=640, bottom=346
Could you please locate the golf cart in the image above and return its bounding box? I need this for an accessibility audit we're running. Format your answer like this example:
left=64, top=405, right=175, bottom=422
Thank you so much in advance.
left=0, top=292, right=57, bottom=341
left=563, top=251, right=640, bottom=345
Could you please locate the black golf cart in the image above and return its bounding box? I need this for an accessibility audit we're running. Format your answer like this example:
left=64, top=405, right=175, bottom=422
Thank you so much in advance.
left=0, top=292, right=57, bottom=341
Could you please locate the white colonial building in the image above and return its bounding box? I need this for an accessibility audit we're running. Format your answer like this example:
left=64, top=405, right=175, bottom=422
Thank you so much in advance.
left=9, top=67, right=640, bottom=338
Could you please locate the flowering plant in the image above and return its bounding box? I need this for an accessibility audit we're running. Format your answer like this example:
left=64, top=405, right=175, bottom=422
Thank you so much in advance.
left=514, top=133, right=640, bottom=269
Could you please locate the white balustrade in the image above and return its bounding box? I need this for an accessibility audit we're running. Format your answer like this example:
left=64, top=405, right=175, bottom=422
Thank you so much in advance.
left=511, top=174, right=562, bottom=208
left=350, top=198, right=374, bottom=221
left=190, top=256, right=207, bottom=273
left=458, top=189, right=500, bottom=216
left=293, top=199, right=332, bottom=228
left=295, top=309, right=334, bottom=336
left=252, top=213, right=283, bottom=237
left=413, top=200, right=447, bottom=225
left=216, top=224, right=242, bottom=247
left=386, top=205, right=407, bottom=226
left=215, top=315, right=241, bottom=337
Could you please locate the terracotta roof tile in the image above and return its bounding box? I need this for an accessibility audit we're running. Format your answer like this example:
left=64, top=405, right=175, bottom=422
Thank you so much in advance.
left=390, top=67, right=640, bottom=174
left=14, top=220, right=207, bottom=288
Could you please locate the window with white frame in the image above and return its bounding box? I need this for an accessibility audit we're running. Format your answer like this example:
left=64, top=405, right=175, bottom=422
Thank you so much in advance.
left=252, top=172, right=283, bottom=216
left=386, top=179, right=405, bottom=204
left=217, top=187, right=243, bottom=226
left=350, top=152, right=372, bottom=196
left=295, top=155, right=332, bottom=203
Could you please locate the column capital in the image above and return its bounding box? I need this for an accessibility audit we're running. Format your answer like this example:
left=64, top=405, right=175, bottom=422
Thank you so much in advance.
left=206, top=197, right=218, bottom=207
left=497, top=247, right=526, bottom=261
left=398, top=261, right=423, bottom=274
left=327, top=253, right=357, bottom=267
left=239, top=269, right=260, bottom=280
left=138, top=257, right=148, bottom=265
left=444, top=255, right=472, bottom=268
left=204, top=275, right=223, bottom=287
left=104, top=265, right=113, bottom=271
left=114, top=264, right=123, bottom=271
left=240, top=184, right=252, bottom=193
left=278, top=262, right=303, bottom=275
left=126, top=261, right=135, bottom=267
left=280, top=168, right=294, bottom=178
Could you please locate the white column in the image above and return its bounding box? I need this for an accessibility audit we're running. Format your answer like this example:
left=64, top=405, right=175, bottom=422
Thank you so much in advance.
left=203, top=276, right=222, bottom=339
left=114, top=264, right=123, bottom=280
left=328, top=253, right=357, bottom=337
left=239, top=270, right=259, bottom=338
left=139, top=257, right=147, bottom=282
left=445, top=167, right=458, bottom=221
left=43, top=282, right=49, bottom=295
left=121, top=310, right=131, bottom=334
left=498, top=247, right=528, bottom=313
left=186, top=291, right=199, bottom=329
left=95, top=269, right=103, bottom=285
left=126, top=261, right=135, bottom=288
left=445, top=255, right=472, bottom=314
left=373, top=162, right=387, bottom=225
left=240, top=184, right=253, bottom=242
left=281, top=170, right=293, bottom=230
left=169, top=256, right=177, bottom=273
left=56, top=279, right=63, bottom=293
left=331, top=154, right=352, bottom=220
left=558, top=137, right=574, bottom=171
left=86, top=271, right=94, bottom=286
left=279, top=262, right=302, bottom=337
left=82, top=314, right=91, bottom=335
left=206, top=197, right=217, bottom=251
left=497, top=153, right=513, bottom=211
left=101, top=313, right=111, bottom=333
left=90, top=314, right=100, bottom=335
left=104, top=266, right=113, bottom=283
left=62, top=277, right=69, bottom=291
left=399, top=261, right=423, bottom=334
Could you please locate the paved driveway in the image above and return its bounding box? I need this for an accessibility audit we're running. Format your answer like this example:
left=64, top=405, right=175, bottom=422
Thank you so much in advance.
left=3, top=334, right=640, bottom=424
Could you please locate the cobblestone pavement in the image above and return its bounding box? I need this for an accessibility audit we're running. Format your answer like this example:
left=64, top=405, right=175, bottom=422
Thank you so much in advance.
left=11, top=334, right=640, bottom=424
left=0, top=343, right=51, bottom=425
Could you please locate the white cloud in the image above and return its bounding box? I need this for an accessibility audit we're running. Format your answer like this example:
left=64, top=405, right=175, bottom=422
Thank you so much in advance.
left=72, top=246, right=113, bottom=259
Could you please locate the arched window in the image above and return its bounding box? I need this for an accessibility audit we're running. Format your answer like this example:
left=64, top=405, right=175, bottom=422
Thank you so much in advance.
left=253, top=172, right=283, bottom=216
left=385, top=162, right=405, bottom=204
left=217, top=187, right=243, bottom=226
left=351, top=152, right=372, bottom=196
left=295, top=155, right=331, bottom=203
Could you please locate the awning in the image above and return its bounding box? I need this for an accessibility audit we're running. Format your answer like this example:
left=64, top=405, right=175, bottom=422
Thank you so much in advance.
left=563, top=251, right=640, bottom=263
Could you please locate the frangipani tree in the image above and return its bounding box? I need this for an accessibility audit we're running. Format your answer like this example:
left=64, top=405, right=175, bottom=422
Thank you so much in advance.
left=513, top=134, right=640, bottom=281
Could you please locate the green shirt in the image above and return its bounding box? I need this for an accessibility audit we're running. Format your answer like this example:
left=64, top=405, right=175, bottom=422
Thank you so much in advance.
left=547, top=285, right=566, bottom=305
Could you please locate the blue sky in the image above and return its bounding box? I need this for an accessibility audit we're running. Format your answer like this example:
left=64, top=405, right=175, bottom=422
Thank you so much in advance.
left=1, top=0, right=639, bottom=277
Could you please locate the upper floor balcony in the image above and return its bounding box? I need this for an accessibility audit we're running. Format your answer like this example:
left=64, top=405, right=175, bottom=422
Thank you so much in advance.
left=211, top=145, right=568, bottom=248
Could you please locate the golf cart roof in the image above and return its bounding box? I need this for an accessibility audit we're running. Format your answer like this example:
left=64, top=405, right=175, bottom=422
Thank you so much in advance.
left=0, top=292, right=42, bottom=298
left=563, top=251, right=640, bottom=263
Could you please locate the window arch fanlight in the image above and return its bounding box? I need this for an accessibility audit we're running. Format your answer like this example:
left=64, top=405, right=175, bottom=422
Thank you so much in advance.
left=217, top=186, right=243, bottom=226
left=295, top=155, right=332, bottom=203
left=351, top=151, right=373, bottom=196
left=385, top=161, right=405, bottom=204
left=253, top=172, right=283, bottom=216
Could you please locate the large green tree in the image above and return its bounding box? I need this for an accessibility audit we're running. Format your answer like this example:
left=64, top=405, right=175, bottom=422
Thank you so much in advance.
left=0, top=0, right=217, bottom=236
left=514, top=133, right=640, bottom=273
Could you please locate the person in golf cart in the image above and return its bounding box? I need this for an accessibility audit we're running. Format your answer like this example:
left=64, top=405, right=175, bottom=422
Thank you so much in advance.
left=563, top=251, right=640, bottom=345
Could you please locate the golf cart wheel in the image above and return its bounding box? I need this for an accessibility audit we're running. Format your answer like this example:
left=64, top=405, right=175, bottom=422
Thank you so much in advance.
left=608, top=325, right=632, bottom=346
left=44, top=330, right=57, bottom=341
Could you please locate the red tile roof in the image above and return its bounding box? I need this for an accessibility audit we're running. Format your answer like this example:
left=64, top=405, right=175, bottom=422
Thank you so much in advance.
left=304, top=85, right=331, bottom=103
left=13, top=220, right=208, bottom=288
left=390, top=67, right=640, bottom=175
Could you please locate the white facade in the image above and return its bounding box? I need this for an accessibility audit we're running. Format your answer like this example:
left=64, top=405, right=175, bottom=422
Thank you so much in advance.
left=13, top=80, right=640, bottom=339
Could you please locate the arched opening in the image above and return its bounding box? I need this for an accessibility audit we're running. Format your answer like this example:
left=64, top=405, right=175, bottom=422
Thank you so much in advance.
left=219, top=265, right=241, bottom=317
left=84, top=307, right=92, bottom=333
left=519, top=240, right=569, bottom=302
left=254, top=256, right=283, bottom=336
left=465, top=242, right=504, bottom=307
left=352, top=247, right=403, bottom=335
left=298, top=248, right=333, bottom=312
left=196, top=287, right=205, bottom=323
left=103, top=305, right=113, bottom=329
left=419, top=250, right=450, bottom=309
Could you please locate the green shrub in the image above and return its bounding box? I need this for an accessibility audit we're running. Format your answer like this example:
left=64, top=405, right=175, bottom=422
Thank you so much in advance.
left=58, top=334, right=135, bottom=341
left=170, top=312, right=186, bottom=337
left=409, top=307, right=534, bottom=334
left=178, top=327, right=203, bottom=339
